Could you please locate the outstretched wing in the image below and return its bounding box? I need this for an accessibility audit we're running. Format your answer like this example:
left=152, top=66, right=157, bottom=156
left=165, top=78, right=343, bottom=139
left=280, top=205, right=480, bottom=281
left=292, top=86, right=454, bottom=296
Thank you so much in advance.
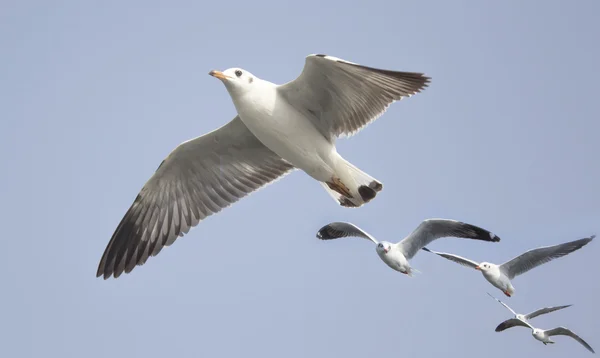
left=97, top=116, right=295, bottom=279
left=421, top=247, right=480, bottom=269
left=495, top=318, right=532, bottom=332
left=277, top=54, right=430, bottom=141
left=316, top=222, right=378, bottom=244
left=499, top=236, right=594, bottom=279
left=486, top=292, right=519, bottom=316
left=546, top=327, right=595, bottom=353
left=525, top=305, right=572, bottom=320
left=397, top=219, right=500, bottom=259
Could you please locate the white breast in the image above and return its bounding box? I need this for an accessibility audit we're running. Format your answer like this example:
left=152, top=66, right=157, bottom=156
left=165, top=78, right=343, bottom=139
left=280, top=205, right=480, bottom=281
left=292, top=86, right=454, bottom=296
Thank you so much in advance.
left=232, top=84, right=335, bottom=181
left=378, top=250, right=409, bottom=273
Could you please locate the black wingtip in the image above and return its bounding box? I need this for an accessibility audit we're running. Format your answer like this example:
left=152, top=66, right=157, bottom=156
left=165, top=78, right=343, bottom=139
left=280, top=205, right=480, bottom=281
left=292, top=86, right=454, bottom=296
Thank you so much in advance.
left=316, top=225, right=332, bottom=240
left=421, top=247, right=431, bottom=252
left=358, top=185, right=377, bottom=202
left=316, top=224, right=347, bottom=240
left=461, top=222, right=501, bottom=243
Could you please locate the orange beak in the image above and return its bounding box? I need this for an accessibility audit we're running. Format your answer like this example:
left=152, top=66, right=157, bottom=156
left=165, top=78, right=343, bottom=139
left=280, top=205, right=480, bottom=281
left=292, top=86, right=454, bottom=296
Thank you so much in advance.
left=209, top=70, right=230, bottom=80
left=475, top=266, right=481, bottom=270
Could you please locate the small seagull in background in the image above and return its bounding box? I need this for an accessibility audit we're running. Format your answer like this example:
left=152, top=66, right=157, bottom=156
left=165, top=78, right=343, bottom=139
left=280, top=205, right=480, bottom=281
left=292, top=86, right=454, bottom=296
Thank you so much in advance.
left=486, top=292, right=571, bottom=332
left=422, top=235, right=594, bottom=297
left=487, top=293, right=595, bottom=353
left=316, top=219, right=500, bottom=277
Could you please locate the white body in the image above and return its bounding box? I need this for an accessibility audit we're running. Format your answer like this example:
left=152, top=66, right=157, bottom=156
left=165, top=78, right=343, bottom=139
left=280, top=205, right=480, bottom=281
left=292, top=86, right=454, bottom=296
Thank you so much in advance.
left=207, top=56, right=432, bottom=208
left=228, top=80, right=337, bottom=182
left=377, top=246, right=411, bottom=274
left=532, top=329, right=554, bottom=344
left=481, top=264, right=515, bottom=296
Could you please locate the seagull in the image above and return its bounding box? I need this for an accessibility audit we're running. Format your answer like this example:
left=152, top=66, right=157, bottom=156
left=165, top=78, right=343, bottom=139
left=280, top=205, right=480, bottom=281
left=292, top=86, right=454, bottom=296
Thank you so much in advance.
left=487, top=293, right=595, bottom=353
left=97, top=54, right=430, bottom=279
left=316, top=219, right=500, bottom=276
left=422, top=235, right=594, bottom=297
left=485, top=293, right=572, bottom=332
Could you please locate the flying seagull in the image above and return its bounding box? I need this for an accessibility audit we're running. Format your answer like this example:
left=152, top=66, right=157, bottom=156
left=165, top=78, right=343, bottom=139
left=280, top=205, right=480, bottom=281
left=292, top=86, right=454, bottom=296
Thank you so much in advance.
left=422, top=235, right=594, bottom=297
left=485, top=293, right=572, bottom=332
left=487, top=293, right=594, bottom=353
left=316, top=219, right=500, bottom=276
left=97, top=54, right=430, bottom=279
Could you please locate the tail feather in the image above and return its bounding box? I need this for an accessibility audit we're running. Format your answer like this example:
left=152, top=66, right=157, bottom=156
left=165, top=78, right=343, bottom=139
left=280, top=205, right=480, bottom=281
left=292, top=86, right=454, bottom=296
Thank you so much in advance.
left=322, top=157, right=382, bottom=208
left=411, top=268, right=422, bottom=275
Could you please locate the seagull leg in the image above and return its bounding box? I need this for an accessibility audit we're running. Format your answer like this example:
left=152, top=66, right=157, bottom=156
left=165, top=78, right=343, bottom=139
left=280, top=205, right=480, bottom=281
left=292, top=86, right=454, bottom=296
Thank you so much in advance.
left=503, top=290, right=512, bottom=297
left=326, top=177, right=353, bottom=198
left=338, top=197, right=359, bottom=208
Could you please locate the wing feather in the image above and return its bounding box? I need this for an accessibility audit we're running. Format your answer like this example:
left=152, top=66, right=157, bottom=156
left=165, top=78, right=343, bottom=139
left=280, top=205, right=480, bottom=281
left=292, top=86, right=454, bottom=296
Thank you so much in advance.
left=316, top=222, right=378, bottom=244
left=97, top=116, right=295, bottom=279
left=278, top=54, right=430, bottom=141
left=421, top=247, right=480, bottom=269
left=500, top=236, right=594, bottom=279
left=546, top=327, right=595, bottom=353
left=397, top=219, right=500, bottom=259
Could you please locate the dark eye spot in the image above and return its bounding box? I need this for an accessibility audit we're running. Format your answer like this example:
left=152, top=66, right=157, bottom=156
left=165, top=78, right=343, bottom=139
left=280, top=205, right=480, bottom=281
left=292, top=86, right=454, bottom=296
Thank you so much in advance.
left=235, top=70, right=242, bottom=77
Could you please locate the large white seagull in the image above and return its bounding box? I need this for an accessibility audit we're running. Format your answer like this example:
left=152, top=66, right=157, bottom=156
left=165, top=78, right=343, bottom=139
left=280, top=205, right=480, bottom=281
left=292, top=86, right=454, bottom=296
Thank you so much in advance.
left=97, top=54, right=430, bottom=279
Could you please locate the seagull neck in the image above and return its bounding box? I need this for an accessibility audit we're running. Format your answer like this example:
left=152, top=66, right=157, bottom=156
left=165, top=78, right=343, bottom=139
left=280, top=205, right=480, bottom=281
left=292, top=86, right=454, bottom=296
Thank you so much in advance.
left=231, top=84, right=276, bottom=119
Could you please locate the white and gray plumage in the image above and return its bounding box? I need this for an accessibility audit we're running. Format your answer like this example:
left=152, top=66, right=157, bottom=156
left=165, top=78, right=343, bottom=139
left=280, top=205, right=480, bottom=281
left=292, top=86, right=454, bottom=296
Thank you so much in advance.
left=486, top=293, right=572, bottom=332
left=316, top=219, right=500, bottom=276
left=487, top=293, right=595, bottom=353
left=422, top=235, right=595, bottom=297
left=96, top=54, right=430, bottom=279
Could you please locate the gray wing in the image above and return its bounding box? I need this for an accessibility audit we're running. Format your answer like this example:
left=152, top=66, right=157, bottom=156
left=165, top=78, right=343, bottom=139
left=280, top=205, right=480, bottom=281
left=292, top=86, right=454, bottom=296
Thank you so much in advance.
left=486, top=292, right=518, bottom=316
left=277, top=54, right=430, bottom=141
left=495, top=318, right=532, bottom=332
left=525, top=305, right=572, bottom=320
left=316, top=222, right=378, bottom=244
left=97, top=116, right=295, bottom=279
left=546, top=327, right=595, bottom=353
left=397, top=219, right=500, bottom=259
left=499, top=235, right=595, bottom=279
left=421, top=247, right=480, bottom=269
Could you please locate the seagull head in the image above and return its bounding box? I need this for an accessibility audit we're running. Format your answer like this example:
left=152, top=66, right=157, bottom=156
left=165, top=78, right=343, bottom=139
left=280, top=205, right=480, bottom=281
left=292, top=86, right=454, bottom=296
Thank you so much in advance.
left=209, top=67, right=257, bottom=94
left=376, top=242, right=392, bottom=254
left=475, top=262, right=492, bottom=272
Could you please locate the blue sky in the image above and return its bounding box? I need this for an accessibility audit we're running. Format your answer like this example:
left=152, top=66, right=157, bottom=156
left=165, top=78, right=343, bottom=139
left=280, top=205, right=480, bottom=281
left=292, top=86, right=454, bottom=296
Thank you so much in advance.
left=1, top=1, right=599, bottom=357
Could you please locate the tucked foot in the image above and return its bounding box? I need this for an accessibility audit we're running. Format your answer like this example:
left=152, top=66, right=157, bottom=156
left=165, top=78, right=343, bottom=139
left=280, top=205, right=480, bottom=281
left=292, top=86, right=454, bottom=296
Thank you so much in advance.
left=339, top=197, right=359, bottom=208
left=503, top=290, right=512, bottom=297
left=326, top=177, right=352, bottom=198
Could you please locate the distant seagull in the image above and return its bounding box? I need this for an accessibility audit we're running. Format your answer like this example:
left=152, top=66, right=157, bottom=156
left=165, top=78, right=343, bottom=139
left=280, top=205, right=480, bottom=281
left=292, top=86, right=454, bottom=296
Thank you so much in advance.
left=422, top=235, right=594, bottom=297
left=485, top=293, right=571, bottom=332
left=97, top=54, right=430, bottom=279
left=316, top=219, right=500, bottom=276
left=487, top=293, right=594, bottom=353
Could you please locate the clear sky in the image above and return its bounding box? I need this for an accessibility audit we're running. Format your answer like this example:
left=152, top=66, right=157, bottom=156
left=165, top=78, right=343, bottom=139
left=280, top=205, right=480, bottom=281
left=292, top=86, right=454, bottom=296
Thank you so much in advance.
left=1, top=1, right=599, bottom=357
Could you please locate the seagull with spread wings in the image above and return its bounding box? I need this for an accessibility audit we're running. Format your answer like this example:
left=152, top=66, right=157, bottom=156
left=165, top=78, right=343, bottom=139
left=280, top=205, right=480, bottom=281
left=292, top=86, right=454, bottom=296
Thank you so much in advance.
left=485, top=293, right=572, bottom=332
left=422, top=235, right=594, bottom=297
left=316, top=219, right=500, bottom=276
left=97, top=54, right=430, bottom=279
left=487, top=293, right=594, bottom=353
